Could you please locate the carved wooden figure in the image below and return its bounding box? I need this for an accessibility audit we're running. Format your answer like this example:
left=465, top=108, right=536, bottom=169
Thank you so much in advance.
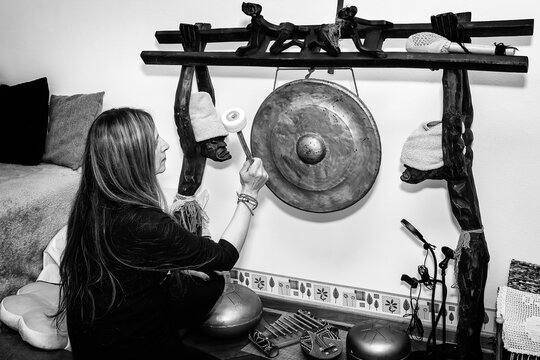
left=235, top=2, right=340, bottom=57
left=175, top=23, right=231, bottom=196
left=305, top=24, right=341, bottom=57
left=337, top=6, right=393, bottom=58
left=235, top=2, right=303, bottom=56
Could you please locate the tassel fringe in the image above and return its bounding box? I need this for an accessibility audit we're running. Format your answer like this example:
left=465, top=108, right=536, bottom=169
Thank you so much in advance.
left=453, top=228, right=484, bottom=286
left=172, top=199, right=209, bottom=236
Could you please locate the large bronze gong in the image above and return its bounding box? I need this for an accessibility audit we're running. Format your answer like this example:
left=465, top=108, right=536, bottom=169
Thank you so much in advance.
left=251, top=79, right=381, bottom=213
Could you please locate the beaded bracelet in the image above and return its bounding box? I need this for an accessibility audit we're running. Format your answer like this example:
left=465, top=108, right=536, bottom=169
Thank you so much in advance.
left=237, top=192, right=258, bottom=216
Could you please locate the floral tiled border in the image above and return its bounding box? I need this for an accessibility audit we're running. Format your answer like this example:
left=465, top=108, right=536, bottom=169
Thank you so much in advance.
left=231, top=267, right=497, bottom=334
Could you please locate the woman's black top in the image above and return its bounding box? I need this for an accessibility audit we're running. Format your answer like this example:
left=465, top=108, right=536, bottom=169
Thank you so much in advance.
left=66, top=206, right=239, bottom=359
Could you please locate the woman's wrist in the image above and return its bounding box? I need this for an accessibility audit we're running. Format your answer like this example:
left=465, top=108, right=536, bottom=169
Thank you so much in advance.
left=237, top=192, right=258, bottom=216
left=239, top=187, right=259, bottom=199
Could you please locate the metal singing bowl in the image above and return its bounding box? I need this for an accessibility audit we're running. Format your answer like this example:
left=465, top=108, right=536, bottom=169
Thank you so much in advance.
left=251, top=79, right=381, bottom=213
left=201, top=283, right=263, bottom=338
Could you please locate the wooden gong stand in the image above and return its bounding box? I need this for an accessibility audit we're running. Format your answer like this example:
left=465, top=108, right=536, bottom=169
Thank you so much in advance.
left=141, top=6, right=533, bottom=359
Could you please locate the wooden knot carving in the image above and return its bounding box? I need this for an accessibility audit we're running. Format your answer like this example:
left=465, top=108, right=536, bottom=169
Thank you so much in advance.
left=235, top=2, right=340, bottom=56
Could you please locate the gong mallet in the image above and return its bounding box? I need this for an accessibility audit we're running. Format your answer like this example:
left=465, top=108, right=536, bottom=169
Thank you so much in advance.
left=221, top=108, right=254, bottom=162
left=406, top=32, right=517, bottom=55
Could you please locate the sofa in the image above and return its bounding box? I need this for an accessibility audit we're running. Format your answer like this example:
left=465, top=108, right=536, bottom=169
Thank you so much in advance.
left=0, top=77, right=104, bottom=300
left=0, top=77, right=104, bottom=353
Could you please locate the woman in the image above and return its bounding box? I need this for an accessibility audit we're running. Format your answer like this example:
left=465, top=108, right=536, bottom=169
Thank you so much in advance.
left=55, top=108, right=268, bottom=359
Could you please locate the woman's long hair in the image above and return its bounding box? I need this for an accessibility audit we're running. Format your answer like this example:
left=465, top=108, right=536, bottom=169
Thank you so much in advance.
left=55, top=108, right=166, bottom=326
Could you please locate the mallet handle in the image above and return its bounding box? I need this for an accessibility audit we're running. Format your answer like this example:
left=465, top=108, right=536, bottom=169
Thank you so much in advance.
left=237, top=131, right=253, bottom=161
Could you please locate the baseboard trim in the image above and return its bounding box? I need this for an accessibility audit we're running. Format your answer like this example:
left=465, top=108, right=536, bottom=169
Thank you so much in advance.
left=232, top=267, right=498, bottom=336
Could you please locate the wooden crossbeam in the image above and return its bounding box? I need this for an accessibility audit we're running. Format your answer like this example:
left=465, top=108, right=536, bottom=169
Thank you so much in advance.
left=141, top=51, right=529, bottom=73
left=154, top=19, right=533, bottom=44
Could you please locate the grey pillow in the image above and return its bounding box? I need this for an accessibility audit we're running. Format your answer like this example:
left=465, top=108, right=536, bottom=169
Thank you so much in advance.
left=43, top=92, right=104, bottom=169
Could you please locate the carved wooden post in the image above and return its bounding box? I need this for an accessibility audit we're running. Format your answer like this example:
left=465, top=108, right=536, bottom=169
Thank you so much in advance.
left=441, top=68, right=489, bottom=360
left=400, top=12, right=491, bottom=359
left=174, top=23, right=214, bottom=196
left=435, top=13, right=490, bottom=360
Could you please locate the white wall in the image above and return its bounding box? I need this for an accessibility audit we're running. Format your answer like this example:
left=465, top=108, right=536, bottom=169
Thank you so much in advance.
left=2, top=0, right=539, bottom=310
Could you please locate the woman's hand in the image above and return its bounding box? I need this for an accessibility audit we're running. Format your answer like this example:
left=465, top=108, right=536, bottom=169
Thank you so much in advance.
left=239, top=158, right=269, bottom=197
left=219, top=158, right=268, bottom=254
left=180, top=269, right=210, bottom=281
left=180, top=270, right=224, bottom=281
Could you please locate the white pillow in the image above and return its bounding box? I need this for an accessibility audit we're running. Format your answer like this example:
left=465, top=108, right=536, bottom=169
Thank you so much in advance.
left=0, top=281, right=69, bottom=350
left=37, top=225, right=67, bottom=284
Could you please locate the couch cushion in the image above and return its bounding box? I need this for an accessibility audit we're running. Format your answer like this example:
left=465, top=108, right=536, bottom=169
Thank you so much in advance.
left=0, top=77, right=49, bottom=165
left=0, top=163, right=79, bottom=300
left=43, top=91, right=104, bottom=170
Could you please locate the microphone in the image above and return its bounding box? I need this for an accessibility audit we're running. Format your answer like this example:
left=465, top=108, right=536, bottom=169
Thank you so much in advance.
left=401, top=219, right=434, bottom=250
left=441, top=246, right=454, bottom=259
left=406, top=32, right=517, bottom=56
left=401, top=274, right=419, bottom=289
left=439, top=246, right=455, bottom=270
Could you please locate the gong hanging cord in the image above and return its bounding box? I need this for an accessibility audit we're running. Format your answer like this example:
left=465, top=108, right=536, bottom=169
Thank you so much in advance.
left=272, top=67, right=359, bottom=97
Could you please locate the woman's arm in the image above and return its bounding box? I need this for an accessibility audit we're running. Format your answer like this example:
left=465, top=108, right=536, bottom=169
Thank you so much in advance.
left=114, top=158, right=267, bottom=272
left=220, top=158, right=268, bottom=254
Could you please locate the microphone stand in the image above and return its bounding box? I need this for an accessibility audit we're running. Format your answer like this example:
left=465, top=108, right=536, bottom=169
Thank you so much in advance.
left=439, top=261, right=448, bottom=351
left=401, top=219, right=438, bottom=360
left=425, top=244, right=438, bottom=360
left=425, top=279, right=448, bottom=359
left=435, top=247, right=457, bottom=359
